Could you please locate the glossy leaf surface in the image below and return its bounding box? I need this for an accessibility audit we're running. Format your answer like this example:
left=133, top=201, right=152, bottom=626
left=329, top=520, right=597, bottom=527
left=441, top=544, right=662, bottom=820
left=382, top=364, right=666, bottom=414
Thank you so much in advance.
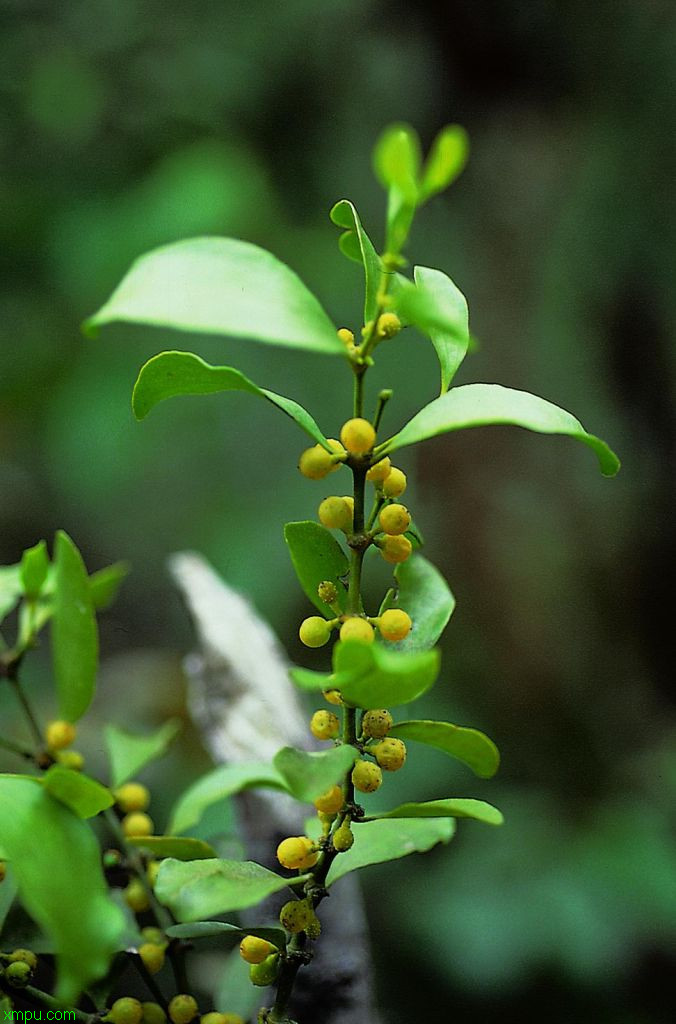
left=105, top=719, right=181, bottom=789
left=169, top=762, right=287, bottom=836
left=52, top=531, right=99, bottom=721
left=389, top=719, right=500, bottom=778
left=156, top=858, right=294, bottom=920
left=326, top=817, right=454, bottom=885
left=42, top=765, right=114, bottom=819
left=330, top=199, right=381, bottom=322
left=369, top=798, right=503, bottom=826
left=384, top=554, right=455, bottom=653
left=284, top=521, right=348, bottom=615
left=273, top=745, right=358, bottom=802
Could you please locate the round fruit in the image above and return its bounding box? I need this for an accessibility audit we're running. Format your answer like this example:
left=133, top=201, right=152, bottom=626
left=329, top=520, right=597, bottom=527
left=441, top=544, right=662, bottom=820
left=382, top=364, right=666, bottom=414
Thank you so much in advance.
left=56, top=749, right=85, bottom=770
left=310, top=709, right=340, bottom=740
left=340, top=418, right=376, bottom=455
left=279, top=900, right=312, bottom=934
left=239, top=935, right=276, bottom=965
left=318, top=496, right=352, bottom=531
left=339, top=618, right=375, bottom=644
left=377, top=609, right=412, bottom=642
left=332, top=820, right=354, bottom=851
left=341, top=495, right=355, bottom=516
left=202, top=1015, right=243, bottom=1024
left=108, top=998, right=144, bottom=1024
left=299, top=440, right=344, bottom=479
left=337, top=328, right=355, bottom=346
left=141, top=927, right=168, bottom=949
left=313, top=785, right=344, bottom=815
left=5, top=961, right=31, bottom=987
left=366, top=457, right=391, bottom=483
left=249, top=953, right=279, bottom=987
left=139, top=943, right=165, bottom=975
left=124, top=879, right=150, bottom=913
left=382, top=467, right=407, bottom=497
left=276, top=836, right=316, bottom=870
left=9, top=949, right=38, bottom=971
left=45, top=720, right=76, bottom=751
left=322, top=688, right=343, bottom=705
left=379, top=535, right=412, bottom=564
left=351, top=760, right=382, bottom=793
left=141, top=1003, right=167, bottom=1024
left=122, top=812, right=154, bottom=838
left=115, top=782, right=151, bottom=813
left=373, top=737, right=407, bottom=771
left=299, top=616, right=331, bottom=649
left=361, top=709, right=393, bottom=739
left=168, top=996, right=199, bottom=1024
left=379, top=503, right=411, bottom=536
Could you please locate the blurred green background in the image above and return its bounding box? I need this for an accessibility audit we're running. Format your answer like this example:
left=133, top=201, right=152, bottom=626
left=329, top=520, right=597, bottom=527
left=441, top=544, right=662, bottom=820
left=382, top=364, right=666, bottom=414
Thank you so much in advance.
left=1, top=1, right=675, bottom=1021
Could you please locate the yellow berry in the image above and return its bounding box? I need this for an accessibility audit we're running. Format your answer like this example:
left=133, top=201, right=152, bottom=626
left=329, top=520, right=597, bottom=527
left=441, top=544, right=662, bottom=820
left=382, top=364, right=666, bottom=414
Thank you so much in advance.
left=323, top=688, right=343, bottom=705
left=362, top=709, right=393, bottom=738
left=310, top=710, right=340, bottom=740
left=279, top=900, right=312, bottom=934
left=373, top=737, right=407, bottom=771
left=122, top=812, right=154, bottom=838
left=378, top=609, right=412, bottom=642
left=124, top=879, right=151, bottom=913
left=337, top=328, right=355, bottom=345
left=341, top=495, right=355, bottom=517
left=141, top=927, right=168, bottom=949
left=317, top=580, right=338, bottom=604
left=339, top=617, right=375, bottom=644
left=239, top=935, right=276, bottom=965
left=9, top=949, right=38, bottom=971
left=313, top=785, right=344, bottom=815
left=139, top=943, right=165, bottom=975
left=5, top=962, right=31, bottom=987
left=299, top=616, right=331, bottom=648
left=141, top=1003, right=167, bottom=1024
left=332, top=820, right=354, bottom=851
left=318, top=496, right=353, bottom=530
left=249, top=953, right=279, bottom=987
left=108, top=999, right=144, bottom=1024
left=366, top=457, right=391, bottom=483
left=382, top=467, right=407, bottom=497
left=299, top=440, right=344, bottom=479
left=45, top=720, right=76, bottom=751
left=379, top=503, right=411, bottom=536
left=168, top=996, right=198, bottom=1024
left=376, top=312, right=402, bottom=339
left=351, top=760, right=382, bottom=793
left=202, top=1015, right=243, bottom=1024
left=276, top=836, right=316, bottom=870
left=115, top=782, right=151, bottom=813
left=379, top=535, right=412, bottom=564
left=340, top=417, right=376, bottom=455
left=56, top=749, right=85, bottom=770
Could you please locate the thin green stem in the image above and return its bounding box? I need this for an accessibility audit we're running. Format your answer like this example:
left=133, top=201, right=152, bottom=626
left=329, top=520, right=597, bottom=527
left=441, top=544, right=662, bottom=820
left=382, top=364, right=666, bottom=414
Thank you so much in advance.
left=373, top=389, right=393, bottom=433
left=20, top=985, right=93, bottom=1023
left=9, top=673, right=43, bottom=749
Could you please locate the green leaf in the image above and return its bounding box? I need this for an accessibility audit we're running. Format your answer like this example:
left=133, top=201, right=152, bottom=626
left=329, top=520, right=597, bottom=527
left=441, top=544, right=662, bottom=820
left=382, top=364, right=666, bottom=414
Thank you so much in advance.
left=42, top=766, right=114, bottom=819
left=273, top=745, right=358, bottom=802
left=167, top=921, right=286, bottom=950
left=335, top=641, right=441, bottom=708
left=369, top=798, right=503, bottom=826
left=132, top=351, right=330, bottom=450
left=330, top=200, right=381, bottom=322
left=380, top=383, right=621, bottom=477
left=0, top=565, right=22, bottom=622
left=156, top=858, right=294, bottom=921
left=0, top=776, right=126, bottom=1003
left=105, top=719, right=181, bottom=789
left=418, top=124, right=469, bottom=203
left=395, top=267, right=470, bottom=393
left=20, top=541, right=49, bottom=599
left=384, top=554, right=455, bottom=653
left=89, top=562, right=129, bottom=610
left=373, top=123, right=421, bottom=202
left=127, top=836, right=217, bottom=860
left=284, top=521, right=348, bottom=616
left=52, top=531, right=99, bottom=722
left=168, top=762, right=287, bottom=836
left=84, top=237, right=342, bottom=356
left=389, top=719, right=500, bottom=779
left=326, top=817, right=454, bottom=885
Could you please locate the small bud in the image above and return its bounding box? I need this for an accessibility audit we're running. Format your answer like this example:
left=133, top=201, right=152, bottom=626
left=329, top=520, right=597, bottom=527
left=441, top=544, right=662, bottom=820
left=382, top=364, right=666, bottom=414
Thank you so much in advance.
left=5, top=961, right=31, bottom=988
left=141, top=927, right=169, bottom=949
left=45, top=720, right=76, bottom=751
left=115, top=782, right=151, bottom=813
left=107, top=999, right=144, bottom=1024
left=124, top=879, right=151, bottom=913
left=373, top=737, right=407, bottom=771
left=378, top=535, right=412, bottom=564
left=318, top=496, right=353, bottom=531
left=279, top=900, right=312, bottom=934
left=249, top=953, right=279, bottom=987
left=332, top=820, right=354, bottom=851
left=299, top=439, right=345, bottom=479
left=376, top=312, right=402, bottom=339
left=317, top=580, right=337, bottom=604
left=322, top=688, right=343, bottom=706
left=377, top=609, right=412, bottom=642
left=313, top=785, right=344, bottom=815
left=139, top=943, right=165, bottom=975
left=299, top=615, right=331, bottom=648
left=141, top=1003, right=167, bottom=1024
left=122, top=812, right=154, bottom=838
left=366, top=457, right=392, bottom=483
left=146, top=860, right=160, bottom=887
left=276, top=836, right=317, bottom=871
left=56, top=749, right=85, bottom=770
left=382, top=467, right=407, bottom=498
left=337, top=328, right=355, bottom=346
left=239, top=935, right=276, bottom=965
left=9, top=949, right=38, bottom=971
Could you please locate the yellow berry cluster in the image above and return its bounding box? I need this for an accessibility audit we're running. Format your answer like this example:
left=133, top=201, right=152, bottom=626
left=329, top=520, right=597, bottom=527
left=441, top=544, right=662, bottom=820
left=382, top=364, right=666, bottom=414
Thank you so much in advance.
left=44, top=719, right=85, bottom=770
left=349, top=709, right=407, bottom=795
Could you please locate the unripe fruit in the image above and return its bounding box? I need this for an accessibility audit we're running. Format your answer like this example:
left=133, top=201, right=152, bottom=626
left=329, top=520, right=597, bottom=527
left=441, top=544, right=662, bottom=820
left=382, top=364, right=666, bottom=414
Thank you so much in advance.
left=339, top=617, right=375, bottom=644
left=45, top=719, right=76, bottom=751
left=124, top=879, right=151, bottom=913
left=323, top=688, right=343, bottom=705
left=378, top=609, right=412, bottom=642
left=299, top=440, right=345, bottom=479
left=379, top=503, right=411, bottom=536
left=56, top=749, right=85, bottom=770
left=9, top=949, right=38, bottom=971
left=168, top=996, right=199, bottom=1024
left=351, top=760, right=382, bottom=793
left=373, top=737, right=407, bottom=771
left=139, top=943, right=165, bottom=975
left=310, top=709, right=340, bottom=740
left=317, top=580, right=337, bottom=604
left=141, top=927, right=169, bottom=949
left=249, top=953, right=279, bottom=987
left=313, top=785, right=344, bottom=815
left=299, top=616, right=331, bottom=649
left=279, top=900, right=312, bottom=934
left=379, top=535, right=412, bottom=564
left=122, top=812, right=154, bottom=838
left=366, top=457, right=391, bottom=483
left=115, top=782, right=151, bottom=813
left=305, top=911, right=322, bottom=940
left=382, top=467, right=407, bottom=497
left=147, top=860, right=160, bottom=887
left=376, top=312, right=402, bottom=339
left=362, top=709, right=394, bottom=739
left=239, top=935, right=276, bottom=965
left=202, top=1015, right=243, bottom=1024
left=0, top=861, right=6, bottom=883
left=318, top=496, right=352, bottom=531
left=141, top=1003, right=167, bottom=1024
left=276, top=836, right=316, bottom=870
left=332, top=820, right=354, bottom=851
left=337, top=328, right=355, bottom=346
left=108, top=998, right=144, bottom=1024
left=340, top=417, right=376, bottom=455
left=5, top=961, right=31, bottom=988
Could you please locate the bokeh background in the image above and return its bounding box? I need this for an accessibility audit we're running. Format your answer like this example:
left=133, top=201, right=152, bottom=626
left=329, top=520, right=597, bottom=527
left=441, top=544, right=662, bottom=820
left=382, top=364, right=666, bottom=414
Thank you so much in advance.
left=1, top=1, right=675, bottom=1021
